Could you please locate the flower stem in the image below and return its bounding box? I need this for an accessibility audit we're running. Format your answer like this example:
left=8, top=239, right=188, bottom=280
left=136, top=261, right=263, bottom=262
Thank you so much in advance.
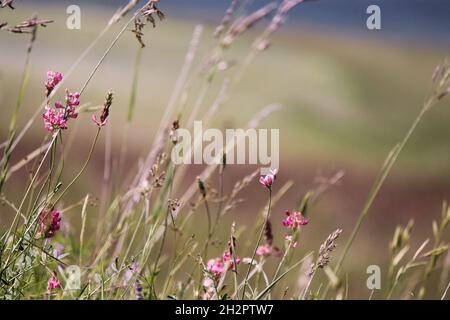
left=53, top=127, right=101, bottom=205
left=323, top=101, right=431, bottom=299
left=241, top=188, right=272, bottom=299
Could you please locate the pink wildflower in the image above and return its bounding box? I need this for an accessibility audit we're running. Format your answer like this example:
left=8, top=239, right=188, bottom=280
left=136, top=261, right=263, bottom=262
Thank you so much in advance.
left=207, top=258, right=224, bottom=276
left=54, top=101, right=64, bottom=109
left=223, top=250, right=241, bottom=266
left=259, top=169, right=278, bottom=189
left=43, top=106, right=68, bottom=132
left=256, top=244, right=282, bottom=257
left=256, top=244, right=272, bottom=257
left=38, top=209, right=61, bottom=238
left=45, top=70, right=63, bottom=97
left=65, top=89, right=80, bottom=107
left=91, top=114, right=106, bottom=127
left=47, top=271, right=61, bottom=293
left=207, top=251, right=241, bottom=277
left=282, top=210, right=308, bottom=230
left=42, top=86, right=80, bottom=132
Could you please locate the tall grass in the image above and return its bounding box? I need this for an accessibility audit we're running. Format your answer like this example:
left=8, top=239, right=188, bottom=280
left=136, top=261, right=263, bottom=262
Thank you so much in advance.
left=0, top=0, right=449, bottom=300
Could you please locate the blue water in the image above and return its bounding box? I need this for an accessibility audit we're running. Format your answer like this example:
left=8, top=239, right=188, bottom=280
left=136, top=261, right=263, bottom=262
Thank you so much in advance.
left=28, top=0, right=450, bottom=44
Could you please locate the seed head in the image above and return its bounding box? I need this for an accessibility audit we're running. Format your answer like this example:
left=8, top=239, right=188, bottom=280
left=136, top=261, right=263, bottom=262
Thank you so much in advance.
left=131, top=0, right=165, bottom=47
left=7, top=15, right=53, bottom=34
left=0, top=0, right=15, bottom=9
left=310, top=228, right=343, bottom=274
left=197, top=177, right=207, bottom=199
left=92, top=90, right=114, bottom=127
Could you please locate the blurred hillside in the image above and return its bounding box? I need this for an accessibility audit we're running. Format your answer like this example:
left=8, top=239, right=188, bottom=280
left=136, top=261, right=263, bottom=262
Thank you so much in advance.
left=0, top=1, right=449, bottom=297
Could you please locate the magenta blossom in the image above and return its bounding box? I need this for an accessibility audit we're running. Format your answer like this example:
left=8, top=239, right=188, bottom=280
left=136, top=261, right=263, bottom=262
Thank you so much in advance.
left=91, top=114, right=107, bottom=127
left=222, top=251, right=241, bottom=266
left=47, top=271, right=61, bottom=294
left=207, top=257, right=224, bottom=276
left=256, top=244, right=282, bottom=257
left=65, top=89, right=80, bottom=107
left=207, top=251, right=241, bottom=277
left=259, top=169, right=278, bottom=189
left=43, top=106, right=68, bottom=132
left=256, top=244, right=272, bottom=257
left=38, top=209, right=62, bottom=238
left=282, top=210, right=308, bottom=230
left=42, top=86, right=80, bottom=132
left=45, top=70, right=63, bottom=96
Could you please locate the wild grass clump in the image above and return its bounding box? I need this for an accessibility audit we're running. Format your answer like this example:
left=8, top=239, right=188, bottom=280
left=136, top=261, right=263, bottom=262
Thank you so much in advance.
left=0, top=0, right=449, bottom=300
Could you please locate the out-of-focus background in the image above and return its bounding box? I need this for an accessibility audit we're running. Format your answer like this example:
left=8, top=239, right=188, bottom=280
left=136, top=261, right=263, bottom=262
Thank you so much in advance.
left=1, top=0, right=449, bottom=298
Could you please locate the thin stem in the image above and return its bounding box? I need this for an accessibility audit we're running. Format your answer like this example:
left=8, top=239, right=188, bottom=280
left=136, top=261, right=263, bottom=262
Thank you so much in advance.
left=3, top=133, right=58, bottom=255
left=334, top=105, right=428, bottom=275
left=118, top=45, right=143, bottom=181
left=78, top=15, right=139, bottom=96
left=323, top=101, right=431, bottom=299
left=0, top=28, right=35, bottom=192
left=53, top=128, right=101, bottom=205
left=241, top=188, right=272, bottom=299
left=197, top=199, right=214, bottom=298
left=302, top=273, right=315, bottom=300
left=211, top=169, right=225, bottom=235
left=203, top=200, right=213, bottom=257
left=272, top=245, right=291, bottom=284
left=442, top=282, right=450, bottom=300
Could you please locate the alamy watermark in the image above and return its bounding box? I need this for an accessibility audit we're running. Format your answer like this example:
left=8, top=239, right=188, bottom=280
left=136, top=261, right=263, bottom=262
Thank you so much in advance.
left=66, top=5, right=81, bottom=30
left=366, top=5, right=381, bottom=30
left=65, top=4, right=382, bottom=32
left=171, top=121, right=279, bottom=175
left=366, top=265, right=381, bottom=290
left=64, top=265, right=81, bottom=291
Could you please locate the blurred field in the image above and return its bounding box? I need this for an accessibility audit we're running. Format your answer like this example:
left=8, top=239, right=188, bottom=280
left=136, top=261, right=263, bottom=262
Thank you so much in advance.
left=1, top=3, right=449, bottom=298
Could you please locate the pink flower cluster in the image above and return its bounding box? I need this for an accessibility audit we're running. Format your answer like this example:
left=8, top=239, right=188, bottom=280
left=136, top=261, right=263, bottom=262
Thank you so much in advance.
left=43, top=86, right=80, bottom=133
left=256, top=244, right=272, bottom=257
left=256, top=244, right=281, bottom=257
left=282, top=210, right=308, bottom=230
left=45, top=70, right=63, bottom=96
left=42, top=71, right=80, bottom=132
left=38, top=209, right=62, bottom=238
left=43, top=107, right=68, bottom=132
left=259, top=169, right=278, bottom=189
left=207, top=251, right=241, bottom=277
left=64, top=89, right=81, bottom=111
left=47, top=271, right=61, bottom=294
